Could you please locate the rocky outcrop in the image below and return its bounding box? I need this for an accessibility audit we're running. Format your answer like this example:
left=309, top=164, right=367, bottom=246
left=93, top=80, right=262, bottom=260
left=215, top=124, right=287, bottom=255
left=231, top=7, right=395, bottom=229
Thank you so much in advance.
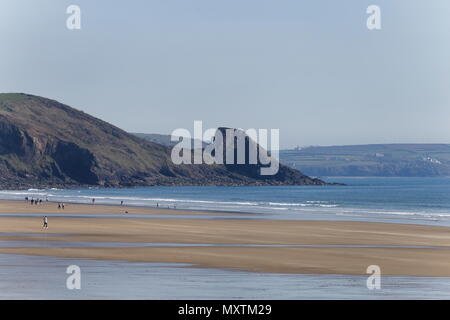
left=0, top=93, right=326, bottom=188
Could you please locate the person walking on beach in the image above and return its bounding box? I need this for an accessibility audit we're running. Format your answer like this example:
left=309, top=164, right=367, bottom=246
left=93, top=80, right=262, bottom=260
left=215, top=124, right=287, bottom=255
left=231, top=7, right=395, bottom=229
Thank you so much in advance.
left=58, top=203, right=61, bottom=209
left=61, top=203, right=65, bottom=210
left=120, top=200, right=123, bottom=206
left=43, top=216, right=48, bottom=229
left=92, top=198, right=95, bottom=204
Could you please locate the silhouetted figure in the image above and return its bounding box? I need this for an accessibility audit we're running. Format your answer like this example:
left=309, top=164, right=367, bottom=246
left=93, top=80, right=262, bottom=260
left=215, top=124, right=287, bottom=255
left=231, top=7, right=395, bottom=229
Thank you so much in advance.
left=43, top=216, right=48, bottom=229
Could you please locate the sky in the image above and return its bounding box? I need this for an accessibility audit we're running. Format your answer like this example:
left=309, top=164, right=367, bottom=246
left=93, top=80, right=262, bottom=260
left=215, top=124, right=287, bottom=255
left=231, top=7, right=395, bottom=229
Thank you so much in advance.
left=0, top=0, right=449, bottom=148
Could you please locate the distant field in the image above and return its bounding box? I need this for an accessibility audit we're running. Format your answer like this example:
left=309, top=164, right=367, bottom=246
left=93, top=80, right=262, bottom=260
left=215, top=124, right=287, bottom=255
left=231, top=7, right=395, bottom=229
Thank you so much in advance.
left=279, top=144, right=450, bottom=177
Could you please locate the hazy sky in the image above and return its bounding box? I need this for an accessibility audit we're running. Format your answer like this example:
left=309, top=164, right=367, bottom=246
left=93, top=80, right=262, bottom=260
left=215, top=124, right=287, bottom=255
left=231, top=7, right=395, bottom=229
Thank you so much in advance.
left=1, top=0, right=449, bottom=148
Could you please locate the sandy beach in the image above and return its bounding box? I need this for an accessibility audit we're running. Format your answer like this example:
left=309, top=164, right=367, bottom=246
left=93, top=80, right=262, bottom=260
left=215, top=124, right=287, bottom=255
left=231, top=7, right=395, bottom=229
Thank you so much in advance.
left=0, top=200, right=449, bottom=276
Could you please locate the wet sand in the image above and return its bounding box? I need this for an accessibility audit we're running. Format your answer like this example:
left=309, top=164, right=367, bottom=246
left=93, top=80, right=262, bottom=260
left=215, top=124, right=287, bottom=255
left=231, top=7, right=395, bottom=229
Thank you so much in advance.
left=0, top=200, right=449, bottom=276
left=4, top=254, right=450, bottom=299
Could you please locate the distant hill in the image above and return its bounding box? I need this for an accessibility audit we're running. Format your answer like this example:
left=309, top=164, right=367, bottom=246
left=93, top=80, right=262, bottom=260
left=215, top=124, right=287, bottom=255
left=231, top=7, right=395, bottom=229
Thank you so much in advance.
left=133, top=133, right=207, bottom=149
left=0, top=93, right=324, bottom=188
left=280, top=144, right=450, bottom=177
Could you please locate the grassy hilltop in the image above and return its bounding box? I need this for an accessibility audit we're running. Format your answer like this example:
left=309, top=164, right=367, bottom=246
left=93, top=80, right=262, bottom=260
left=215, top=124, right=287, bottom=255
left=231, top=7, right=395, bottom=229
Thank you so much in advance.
left=280, top=144, right=450, bottom=177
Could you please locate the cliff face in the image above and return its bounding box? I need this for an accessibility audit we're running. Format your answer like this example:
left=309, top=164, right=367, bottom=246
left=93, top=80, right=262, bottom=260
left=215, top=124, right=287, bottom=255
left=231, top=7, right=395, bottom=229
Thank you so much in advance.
left=0, top=93, right=325, bottom=188
left=214, top=127, right=324, bottom=185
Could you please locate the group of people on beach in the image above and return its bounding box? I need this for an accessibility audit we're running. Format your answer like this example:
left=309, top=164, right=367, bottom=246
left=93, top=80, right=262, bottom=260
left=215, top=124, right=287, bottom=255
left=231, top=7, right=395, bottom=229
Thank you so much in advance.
left=156, top=203, right=176, bottom=209
left=25, top=196, right=48, bottom=205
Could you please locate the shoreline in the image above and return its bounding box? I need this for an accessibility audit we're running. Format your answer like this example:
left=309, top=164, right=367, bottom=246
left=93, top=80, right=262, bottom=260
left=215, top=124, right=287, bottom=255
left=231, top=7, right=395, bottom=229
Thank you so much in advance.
left=0, top=199, right=242, bottom=216
left=0, top=199, right=449, bottom=276
left=0, top=196, right=263, bottom=217
left=0, top=198, right=448, bottom=229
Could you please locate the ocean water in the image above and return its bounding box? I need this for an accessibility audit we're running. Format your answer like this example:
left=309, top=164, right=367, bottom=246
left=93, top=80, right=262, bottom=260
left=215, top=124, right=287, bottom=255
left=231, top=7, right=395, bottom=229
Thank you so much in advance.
left=1, top=254, right=450, bottom=300
left=0, top=177, right=449, bottom=225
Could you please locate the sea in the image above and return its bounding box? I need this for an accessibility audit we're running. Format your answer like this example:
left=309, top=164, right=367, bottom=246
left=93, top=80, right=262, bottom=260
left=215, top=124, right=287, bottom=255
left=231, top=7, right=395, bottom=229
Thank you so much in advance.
left=0, top=177, right=449, bottom=226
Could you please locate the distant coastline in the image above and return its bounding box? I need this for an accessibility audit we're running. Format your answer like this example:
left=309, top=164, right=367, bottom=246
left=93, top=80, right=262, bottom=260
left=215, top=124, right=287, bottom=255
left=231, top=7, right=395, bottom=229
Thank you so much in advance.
left=280, top=144, right=450, bottom=177
left=136, top=135, right=450, bottom=178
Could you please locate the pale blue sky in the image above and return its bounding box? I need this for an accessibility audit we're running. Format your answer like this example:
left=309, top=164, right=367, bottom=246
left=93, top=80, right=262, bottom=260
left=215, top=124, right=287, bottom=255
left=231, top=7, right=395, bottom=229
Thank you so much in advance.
left=0, top=0, right=449, bottom=148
